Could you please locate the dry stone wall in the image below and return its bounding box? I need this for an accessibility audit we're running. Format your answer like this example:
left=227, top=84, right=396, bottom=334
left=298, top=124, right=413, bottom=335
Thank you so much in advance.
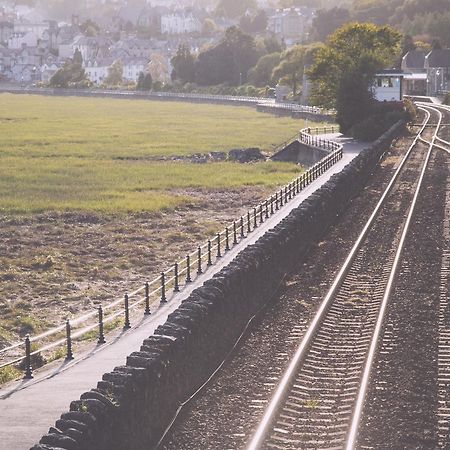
left=31, top=121, right=404, bottom=450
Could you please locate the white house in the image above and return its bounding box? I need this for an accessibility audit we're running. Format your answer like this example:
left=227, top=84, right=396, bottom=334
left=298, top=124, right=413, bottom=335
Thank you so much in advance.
left=84, top=58, right=113, bottom=84
left=161, top=13, right=201, bottom=34
left=40, top=62, right=60, bottom=83
left=123, top=58, right=148, bottom=82
left=13, top=21, right=53, bottom=40
left=8, top=31, right=37, bottom=49
left=268, top=8, right=310, bottom=45
left=84, top=57, right=148, bottom=84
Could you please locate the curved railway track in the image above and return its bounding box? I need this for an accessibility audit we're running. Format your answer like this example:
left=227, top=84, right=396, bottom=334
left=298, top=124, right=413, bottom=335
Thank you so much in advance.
left=247, top=102, right=449, bottom=450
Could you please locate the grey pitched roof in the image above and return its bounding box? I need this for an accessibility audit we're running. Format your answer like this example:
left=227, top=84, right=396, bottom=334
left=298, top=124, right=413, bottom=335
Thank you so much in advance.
left=425, top=49, right=450, bottom=68
left=402, top=50, right=426, bottom=69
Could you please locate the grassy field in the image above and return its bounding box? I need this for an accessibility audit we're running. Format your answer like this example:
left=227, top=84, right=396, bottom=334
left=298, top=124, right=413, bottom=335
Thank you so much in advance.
left=0, top=93, right=324, bottom=364
left=0, top=93, right=316, bottom=214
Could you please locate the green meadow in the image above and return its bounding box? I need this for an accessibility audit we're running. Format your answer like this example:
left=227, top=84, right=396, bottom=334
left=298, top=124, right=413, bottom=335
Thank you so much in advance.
left=0, top=94, right=315, bottom=213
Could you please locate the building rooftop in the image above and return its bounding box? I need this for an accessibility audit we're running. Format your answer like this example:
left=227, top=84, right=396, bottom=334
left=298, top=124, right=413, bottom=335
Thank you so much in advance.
left=402, top=50, right=426, bottom=69
left=425, top=49, right=450, bottom=68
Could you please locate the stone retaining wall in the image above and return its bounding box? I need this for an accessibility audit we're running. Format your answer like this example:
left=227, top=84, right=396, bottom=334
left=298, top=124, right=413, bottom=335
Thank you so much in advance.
left=31, top=121, right=405, bottom=450
left=271, top=140, right=329, bottom=167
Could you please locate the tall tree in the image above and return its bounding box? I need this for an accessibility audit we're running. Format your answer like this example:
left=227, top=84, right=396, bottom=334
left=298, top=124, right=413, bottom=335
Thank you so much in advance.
left=49, top=49, right=87, bottom=88
left=272, top=44, right=321, bottom=96
left=308, top=22, right=402, bottom=132
left=171, top=44, right=196, bottom=84
left=248, top=52, right=281, bottom=86
left=195, top=26, right=259, bottom=85
left=311, top=8, right=351, bottom=42
left=105, top=60, right=123, bottom=85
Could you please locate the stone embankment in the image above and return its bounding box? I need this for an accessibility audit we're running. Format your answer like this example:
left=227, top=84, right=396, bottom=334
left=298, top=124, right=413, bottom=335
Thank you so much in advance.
left=31, top=122, right=404, bottom=450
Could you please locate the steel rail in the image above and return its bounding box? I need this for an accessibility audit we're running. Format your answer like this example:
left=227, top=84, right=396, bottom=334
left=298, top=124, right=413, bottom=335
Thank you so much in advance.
left=346, top=105, right=443, bottom=449
left=247, top=109, right=432, bottom=450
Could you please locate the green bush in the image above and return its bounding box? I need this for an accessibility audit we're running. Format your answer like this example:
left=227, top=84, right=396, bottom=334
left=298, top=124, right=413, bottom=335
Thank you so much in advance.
left=351, top=101, right=406, bottom=141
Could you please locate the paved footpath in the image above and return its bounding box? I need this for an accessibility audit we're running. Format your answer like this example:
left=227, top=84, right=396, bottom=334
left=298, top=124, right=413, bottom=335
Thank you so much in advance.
left=0, top=134, right=367, bottom=450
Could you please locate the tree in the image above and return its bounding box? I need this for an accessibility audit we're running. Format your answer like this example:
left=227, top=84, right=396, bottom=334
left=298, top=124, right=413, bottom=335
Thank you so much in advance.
left=272, top=44, right=320, bottom=96
left=248, top=52, right=281, bottom=86
left=264, top=36, right=284, bottom=54
left=105, top=60, right=123, bottom=85
left=80, top=19, right=100, bottom=37
left=171, top=44, right=196, bottom=84
left=49, top=49, right=87, bottom=88
left=308, top=22, right=402, bottom=132
left=311, top=8, right=351, bottom=42
left=239, top=10, right=268, bottom=33
left=137, top=71, right=153, bottom=90
left=148, top=53, right=169, bottom=82
left=73, top=48, right=83, bottom=66
left=195, top=26, right=259, bottom=85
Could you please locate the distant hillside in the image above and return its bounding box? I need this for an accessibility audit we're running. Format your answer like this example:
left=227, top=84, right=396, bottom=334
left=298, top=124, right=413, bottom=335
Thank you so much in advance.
left=352, top=0, right=450, bottom=45
left=313, top=0, right=450, bottom=47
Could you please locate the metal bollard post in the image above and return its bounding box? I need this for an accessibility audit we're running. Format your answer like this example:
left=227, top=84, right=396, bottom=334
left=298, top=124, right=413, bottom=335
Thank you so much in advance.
left=260, top=205, right=264, bottom=223
left=144, top=282, right=151, bottom=314
left=197, top=247, right=202, bottom=274
left=160, top=272, right=167, bottom=303
left=247, top=211, right=251, bottom=233
left=275, top=192, right=279, bottom=210
left=186, top=255, right=192, bottom=282
left=207, top=240, right=213, bottom=266
left=233, top=222, right=238, bottom=245
left=98, top=306, right=106, bottom=344
left=65, top=319, right=74, bottom=361
left=240, top=216, right=245, bottom=238
left=225, top=227, right=230, bottom=251
left=174, top=263, right=180, bottom=292
left=253, top=208, right=257, bottom=228
left=23, top=335, right=33, bottom=379
left=123, top=293, right=131, bottom=330
left=296, top=178, right=300, bottom=193
left=270, top=196, right=274, bottom=214
left=217, top=233, right=222, bottom=258
left=265, top=200, right=269, bottom=219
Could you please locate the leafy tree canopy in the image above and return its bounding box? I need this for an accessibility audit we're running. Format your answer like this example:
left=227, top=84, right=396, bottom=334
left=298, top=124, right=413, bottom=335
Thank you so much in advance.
left=248, top=52, right=281, bottom=86
left=195, top=26, right=259, bottom=85
left=49, top=49, right=87, bottom=88
left=308, top=22, right=402, bottom=131
left=171, top=44, right=196, bottom=84
left=272, top=43, right=321, bottom=96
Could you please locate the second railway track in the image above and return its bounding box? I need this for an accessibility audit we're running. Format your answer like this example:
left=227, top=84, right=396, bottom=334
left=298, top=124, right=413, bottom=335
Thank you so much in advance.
left=247, top=103, right=446, bottom=450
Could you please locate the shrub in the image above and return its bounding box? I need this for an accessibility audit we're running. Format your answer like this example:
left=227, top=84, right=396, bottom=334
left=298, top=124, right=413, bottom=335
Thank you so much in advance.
left=351, top=101, right=406, bottom=141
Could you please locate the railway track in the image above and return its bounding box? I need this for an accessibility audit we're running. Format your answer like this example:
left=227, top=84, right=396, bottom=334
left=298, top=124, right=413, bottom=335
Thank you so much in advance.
left=247, top=103, right=448, bottom=450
